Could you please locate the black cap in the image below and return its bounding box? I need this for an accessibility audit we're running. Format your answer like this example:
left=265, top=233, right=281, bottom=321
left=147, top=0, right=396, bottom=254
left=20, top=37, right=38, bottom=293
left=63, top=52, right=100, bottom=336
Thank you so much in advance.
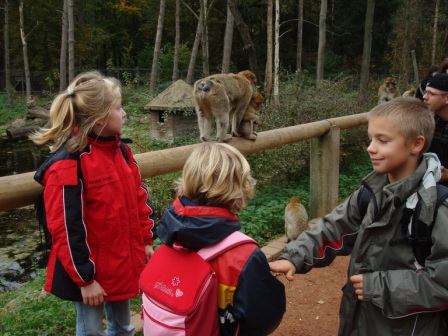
left=426, top=73, right=448, bottom=92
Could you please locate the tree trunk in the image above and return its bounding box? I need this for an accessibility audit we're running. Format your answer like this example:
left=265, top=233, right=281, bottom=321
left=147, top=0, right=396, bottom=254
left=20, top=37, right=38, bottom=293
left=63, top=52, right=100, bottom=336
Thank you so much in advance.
left=172, top=0, right=180, bottom=82
left=6, top=126, right=40, bottom=142
left=59, top=0, right=68, bottom=91
left=150, top=0, right=166, bottom=91
left=221, top=5, right=234, bottom=74
left=431, top=0, right=440, bottom=64
left=226, top=0, right=261, bottom=87
left=358, top=0, right=375, bottom=102
left=265, top=0, right=273, bottom=100
left=4, top=0, right=13, bottom=108
left=186, top=14, right=202, bottom=85
left=200, top=0, right=210, bottom=77
left=296, top=0, right=303, bottom=79
left=273, top=0, right=279, bottom=105
left=19, top=1, right=31, bottom=100
left=26, top=106, right=50, bottom=119
left=401, top=1, right=410, bottom=84
left=316, top=0, right=327, bottom=84
left=67, top=0, right=75, bottom=82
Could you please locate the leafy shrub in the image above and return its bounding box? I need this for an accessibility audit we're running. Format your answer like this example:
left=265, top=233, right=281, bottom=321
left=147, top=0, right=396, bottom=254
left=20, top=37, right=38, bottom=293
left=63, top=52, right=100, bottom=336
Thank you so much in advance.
left=248, top=74, right=374, bottom=185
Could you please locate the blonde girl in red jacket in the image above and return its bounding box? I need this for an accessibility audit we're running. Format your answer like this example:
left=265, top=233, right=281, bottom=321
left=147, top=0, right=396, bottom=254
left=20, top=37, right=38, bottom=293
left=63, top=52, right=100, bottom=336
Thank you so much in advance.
left=31, top=71, right=156, bottom=335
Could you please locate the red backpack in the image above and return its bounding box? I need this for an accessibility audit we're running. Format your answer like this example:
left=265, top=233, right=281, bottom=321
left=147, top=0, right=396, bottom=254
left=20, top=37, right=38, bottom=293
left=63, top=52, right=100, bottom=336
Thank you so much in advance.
left=139, top=231, right=256, bottom=336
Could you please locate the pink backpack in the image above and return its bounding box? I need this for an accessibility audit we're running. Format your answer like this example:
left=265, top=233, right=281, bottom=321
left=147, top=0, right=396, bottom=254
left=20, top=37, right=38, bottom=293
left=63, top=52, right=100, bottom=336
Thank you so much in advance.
left=139, top=231, right=256, bottom=336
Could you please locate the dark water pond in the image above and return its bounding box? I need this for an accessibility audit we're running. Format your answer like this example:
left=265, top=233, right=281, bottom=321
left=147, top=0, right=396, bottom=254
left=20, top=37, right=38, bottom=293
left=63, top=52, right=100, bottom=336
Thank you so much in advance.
left=0, top=136, right=50, bottom=291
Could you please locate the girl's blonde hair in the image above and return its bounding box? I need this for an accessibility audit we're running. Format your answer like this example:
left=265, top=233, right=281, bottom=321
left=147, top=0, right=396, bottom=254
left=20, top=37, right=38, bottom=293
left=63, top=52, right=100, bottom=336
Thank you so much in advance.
left=368, top=97, right=435, bottom=154
left=175, top=142, right=256, bottom=212
left=30, top=71, right=121, bottom=153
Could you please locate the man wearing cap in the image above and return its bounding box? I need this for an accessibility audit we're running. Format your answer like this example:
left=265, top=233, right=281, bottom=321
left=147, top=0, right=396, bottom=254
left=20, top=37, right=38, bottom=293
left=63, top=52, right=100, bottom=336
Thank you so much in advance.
left=424, top=72, right=448, bottom=186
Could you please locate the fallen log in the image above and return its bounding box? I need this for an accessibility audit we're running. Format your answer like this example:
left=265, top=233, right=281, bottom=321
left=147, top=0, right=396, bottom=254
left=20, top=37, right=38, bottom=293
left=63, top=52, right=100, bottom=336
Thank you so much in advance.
left=26, top=107, right=49, bottom=119
left=6, top=126, right=40, bottom=141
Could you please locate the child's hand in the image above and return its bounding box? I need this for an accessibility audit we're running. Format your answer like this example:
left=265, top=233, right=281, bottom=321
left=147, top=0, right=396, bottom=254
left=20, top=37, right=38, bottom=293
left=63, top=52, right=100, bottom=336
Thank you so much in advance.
left=81, top=280, right=107, bottom=306
left=269, top=260, right=297, bottom=281
left=145, top=245, right=154, bottom=262
left=350, top=274, right=364, bottom=301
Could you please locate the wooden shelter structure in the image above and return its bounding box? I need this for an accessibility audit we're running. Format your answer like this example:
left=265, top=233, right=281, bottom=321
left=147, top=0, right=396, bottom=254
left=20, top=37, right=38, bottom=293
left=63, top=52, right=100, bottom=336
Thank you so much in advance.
left=144, top=80, right=197, bottom=143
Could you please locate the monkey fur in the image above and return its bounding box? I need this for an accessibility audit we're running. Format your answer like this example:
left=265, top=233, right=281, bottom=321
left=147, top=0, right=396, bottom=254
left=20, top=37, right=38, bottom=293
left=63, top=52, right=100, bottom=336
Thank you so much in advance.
left=378, top=77, right=400, bottom=104
left=193, top=70, right=256, bottom=142
left=402, top=87, right=416, bottom=98
left=285, top=196, right=309, bottom=243
left=238, top=92, right=264, bottom=141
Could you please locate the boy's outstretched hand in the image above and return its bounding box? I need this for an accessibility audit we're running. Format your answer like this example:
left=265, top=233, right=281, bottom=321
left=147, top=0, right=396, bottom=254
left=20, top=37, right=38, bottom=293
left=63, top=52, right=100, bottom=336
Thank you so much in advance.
left=350, top=274, right=364, bottom=301
left=269, top=260, right=297, bottom=281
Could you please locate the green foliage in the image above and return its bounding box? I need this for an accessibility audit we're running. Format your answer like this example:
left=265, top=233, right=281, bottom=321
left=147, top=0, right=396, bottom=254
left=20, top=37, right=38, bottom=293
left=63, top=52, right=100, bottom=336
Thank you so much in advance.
left=239, top=180, right=309, bottom=246
left=0, top=270, right=76, bottom=335
left=240, top=150, right=372, bottom=246
left=0, top=96, right=27, bottom=125
left=249, top=74, right=374, bottom=184
left=0, top=269, right=144, bottom=336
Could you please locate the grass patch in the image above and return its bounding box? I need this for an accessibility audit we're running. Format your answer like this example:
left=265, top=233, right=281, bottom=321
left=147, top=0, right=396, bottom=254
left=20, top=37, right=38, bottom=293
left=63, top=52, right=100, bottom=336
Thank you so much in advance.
left=0, top=96, right=28, bottom=126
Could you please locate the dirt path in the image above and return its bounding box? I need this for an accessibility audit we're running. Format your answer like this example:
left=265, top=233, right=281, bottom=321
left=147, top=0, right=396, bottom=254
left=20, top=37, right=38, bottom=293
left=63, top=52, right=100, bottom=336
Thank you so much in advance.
left=270, top=256, right=350, bottom=336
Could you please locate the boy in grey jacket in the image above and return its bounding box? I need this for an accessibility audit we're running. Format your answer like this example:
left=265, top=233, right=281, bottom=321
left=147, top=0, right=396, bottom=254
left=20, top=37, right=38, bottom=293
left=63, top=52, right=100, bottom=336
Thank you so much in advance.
left=270, top=97, right=448, bottom=335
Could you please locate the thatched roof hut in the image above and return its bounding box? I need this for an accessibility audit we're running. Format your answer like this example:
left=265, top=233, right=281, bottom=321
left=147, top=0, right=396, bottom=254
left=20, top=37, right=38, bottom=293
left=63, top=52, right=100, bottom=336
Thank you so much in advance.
left=144, top=80, right=197, bottom=143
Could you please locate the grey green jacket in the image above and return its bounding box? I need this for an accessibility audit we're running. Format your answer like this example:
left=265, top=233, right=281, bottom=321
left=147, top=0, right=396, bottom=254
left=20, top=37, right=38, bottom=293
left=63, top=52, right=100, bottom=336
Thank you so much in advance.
left=280, top=153, right=448, bottom=335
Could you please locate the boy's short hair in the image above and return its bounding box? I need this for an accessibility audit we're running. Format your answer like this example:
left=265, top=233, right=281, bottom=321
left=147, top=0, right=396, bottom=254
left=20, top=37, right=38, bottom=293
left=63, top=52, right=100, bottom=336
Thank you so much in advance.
left=175, top=142, right=256, bottom=212
left=368, top=97, right=435, bottom=154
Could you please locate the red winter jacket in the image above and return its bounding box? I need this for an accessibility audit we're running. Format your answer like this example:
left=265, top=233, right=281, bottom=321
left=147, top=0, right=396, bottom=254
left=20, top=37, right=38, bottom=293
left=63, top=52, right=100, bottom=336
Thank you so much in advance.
left=34, top=135, right=156, bottom=301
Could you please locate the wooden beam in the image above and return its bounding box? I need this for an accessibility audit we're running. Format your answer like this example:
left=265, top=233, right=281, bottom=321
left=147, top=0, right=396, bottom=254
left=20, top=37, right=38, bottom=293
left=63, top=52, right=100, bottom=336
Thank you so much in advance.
left=0, top=112, right=368, bottom=211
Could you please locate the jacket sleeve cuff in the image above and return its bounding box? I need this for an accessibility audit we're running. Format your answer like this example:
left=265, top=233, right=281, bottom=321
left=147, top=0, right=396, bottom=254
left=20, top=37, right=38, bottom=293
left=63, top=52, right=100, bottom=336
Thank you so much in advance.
left=78, top=279, right=95, bottom=288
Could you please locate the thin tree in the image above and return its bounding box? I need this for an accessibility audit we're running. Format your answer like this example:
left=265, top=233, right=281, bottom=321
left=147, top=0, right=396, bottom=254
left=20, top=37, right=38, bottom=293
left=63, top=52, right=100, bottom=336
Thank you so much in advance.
left=265, top=0, right=273, bottom=99
left=431, top=0, right=440, bottom=64
left=273, top=0, right=280, bottom=104
left=199, top=0, right=211, bottom=77
left=401, top=1, right=410, bottom=84
left=185, top=10, right=202, bottom=85
left=221, top=5, right=234, bottom=74
left=3, top=0, right=13, bottom=107
left=59, top=0, right=68, bottom=91
left=150, top=0, right=166, bottom=91
left=172, top=0, right=180, bottom=82
left=227, top=0, right=261, bottom=86
left=358, top=0, right=375, bottom=102
left=19, top=0, right=31, bottom=100
left=67, top=0, right=74, bottom=82
left=296, top=0, right=303, bottom=79
left=316, top=0, right=327, bottom=84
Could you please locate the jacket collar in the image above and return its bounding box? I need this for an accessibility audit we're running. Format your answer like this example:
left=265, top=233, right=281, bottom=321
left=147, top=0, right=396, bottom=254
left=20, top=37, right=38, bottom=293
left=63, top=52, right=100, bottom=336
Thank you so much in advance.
left=157, top=197, right=242, bottom=250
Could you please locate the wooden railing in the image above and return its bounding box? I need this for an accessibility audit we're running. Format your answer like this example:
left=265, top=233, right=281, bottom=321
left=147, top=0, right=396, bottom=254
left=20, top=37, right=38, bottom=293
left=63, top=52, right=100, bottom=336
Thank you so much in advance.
left=0, top=112, right=369, bottom=216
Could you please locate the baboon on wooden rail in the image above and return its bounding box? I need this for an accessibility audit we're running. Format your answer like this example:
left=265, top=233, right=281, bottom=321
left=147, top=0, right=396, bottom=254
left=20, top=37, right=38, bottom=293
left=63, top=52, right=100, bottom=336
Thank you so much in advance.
left=193, top=70, right=256, bottom=142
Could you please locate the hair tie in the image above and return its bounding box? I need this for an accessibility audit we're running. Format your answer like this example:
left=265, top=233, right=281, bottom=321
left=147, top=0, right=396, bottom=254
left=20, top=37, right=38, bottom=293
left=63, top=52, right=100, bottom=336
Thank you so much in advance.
left=67, top=89, right=73, bottom=96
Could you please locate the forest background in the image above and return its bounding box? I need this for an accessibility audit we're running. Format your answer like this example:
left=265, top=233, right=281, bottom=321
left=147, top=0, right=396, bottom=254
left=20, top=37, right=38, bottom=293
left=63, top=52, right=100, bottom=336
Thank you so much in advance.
left=0, top=0, right=447, bottom=101
left=1, top=0, right=448, bottom=246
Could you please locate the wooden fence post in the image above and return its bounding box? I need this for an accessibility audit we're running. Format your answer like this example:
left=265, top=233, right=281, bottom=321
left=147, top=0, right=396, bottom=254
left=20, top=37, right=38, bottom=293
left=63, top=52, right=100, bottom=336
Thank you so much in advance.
left=309, top=125, right=340, bottom=219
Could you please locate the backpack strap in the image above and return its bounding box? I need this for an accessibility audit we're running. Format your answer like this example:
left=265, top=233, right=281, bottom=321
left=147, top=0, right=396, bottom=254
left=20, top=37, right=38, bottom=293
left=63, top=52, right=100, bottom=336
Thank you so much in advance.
left=409, top=184, right=448, bottom=266
left=357, top=185, right=378, bottom=219
left=197, top=231, right=257, bottom=261
left=434, top=184, right=448, bottom=221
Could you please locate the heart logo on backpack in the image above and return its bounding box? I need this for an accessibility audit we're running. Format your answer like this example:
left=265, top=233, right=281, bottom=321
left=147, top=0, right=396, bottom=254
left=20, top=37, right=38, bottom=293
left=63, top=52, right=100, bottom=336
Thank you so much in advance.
left=175, top=289, right=183, bottom=297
